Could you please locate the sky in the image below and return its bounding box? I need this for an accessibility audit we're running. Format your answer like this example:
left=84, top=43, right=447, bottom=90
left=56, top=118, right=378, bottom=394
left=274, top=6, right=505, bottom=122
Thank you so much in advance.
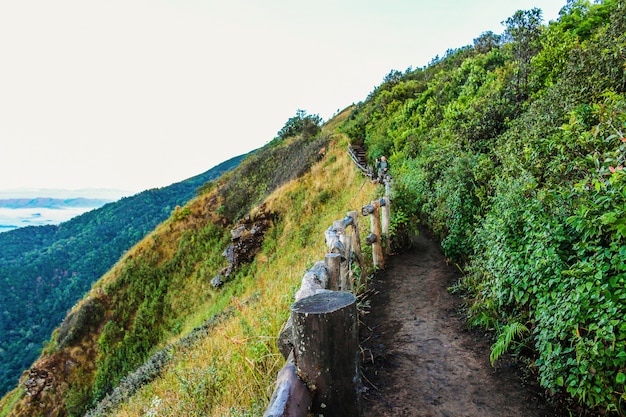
left=0, top=0, right=567, bottom=198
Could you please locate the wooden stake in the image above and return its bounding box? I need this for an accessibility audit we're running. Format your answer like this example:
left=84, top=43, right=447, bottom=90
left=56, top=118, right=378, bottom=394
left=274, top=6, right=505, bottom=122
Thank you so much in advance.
left=369, top=202, right=384, bottom=269
left=381, top=196, right=391, bottom=255
left=325, top=253, right=341, bottom=291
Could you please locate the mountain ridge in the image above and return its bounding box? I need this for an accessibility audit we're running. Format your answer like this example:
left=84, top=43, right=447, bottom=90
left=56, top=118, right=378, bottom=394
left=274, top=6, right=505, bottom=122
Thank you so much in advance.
left=0, top=152, right=250, bottom=397
left=0, top=198, right=111, bottom=209
left=1, top=2, right=625, bottom=415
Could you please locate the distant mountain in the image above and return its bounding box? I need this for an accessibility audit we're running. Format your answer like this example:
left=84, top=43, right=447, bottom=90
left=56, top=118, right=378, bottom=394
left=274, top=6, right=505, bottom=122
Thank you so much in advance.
left=0, top=188, right=132, bottom=201
left=0, top=152, right=249, bottom=396
left=0, top=198, right=111, bottom=209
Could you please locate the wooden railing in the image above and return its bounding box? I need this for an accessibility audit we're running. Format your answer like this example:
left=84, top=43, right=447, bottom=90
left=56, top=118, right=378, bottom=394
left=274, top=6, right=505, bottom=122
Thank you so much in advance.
left=264, top=154, right=391, bottom=417
left=347, top=144, right=371, bottom=177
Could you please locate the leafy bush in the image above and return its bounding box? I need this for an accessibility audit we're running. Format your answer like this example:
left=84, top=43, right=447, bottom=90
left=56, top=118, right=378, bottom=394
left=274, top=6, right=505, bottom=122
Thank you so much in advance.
left=57, top=297, right=105, bottom=348
left=341, top=2, right=626, bottom=412
left=218, top=135, right=329, bottom=222
left=277, top=109, right=323, bottom=140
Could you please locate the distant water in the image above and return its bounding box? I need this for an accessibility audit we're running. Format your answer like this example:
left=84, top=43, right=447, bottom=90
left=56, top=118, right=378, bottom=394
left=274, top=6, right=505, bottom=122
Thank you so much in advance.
left=0, top=188, right=127, bottom=233
left=0, top=206, right=97, bottom=232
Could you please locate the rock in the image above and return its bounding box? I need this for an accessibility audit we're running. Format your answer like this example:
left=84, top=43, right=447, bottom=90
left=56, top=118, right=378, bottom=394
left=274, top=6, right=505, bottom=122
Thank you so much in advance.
left=211, top=274, right=224, bottom=288
left=231, top=225, right=247, bottom=240
left=212, top=206, right=274, bottom=287
left=25, top=368, right=52, bottom=397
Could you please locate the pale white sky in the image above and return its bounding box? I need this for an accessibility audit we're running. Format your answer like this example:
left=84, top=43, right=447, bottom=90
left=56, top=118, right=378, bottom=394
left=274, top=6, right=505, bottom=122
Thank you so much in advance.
left=0, top=0, right=566, bottom=197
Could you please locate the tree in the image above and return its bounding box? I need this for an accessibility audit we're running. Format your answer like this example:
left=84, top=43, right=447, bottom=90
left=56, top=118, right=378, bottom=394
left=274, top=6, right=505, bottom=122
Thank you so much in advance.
left=277, top=109, right=322, bottom=140
left=473, top=31, right=502, bottom=54
left=503, top=8, right=543, bottom=101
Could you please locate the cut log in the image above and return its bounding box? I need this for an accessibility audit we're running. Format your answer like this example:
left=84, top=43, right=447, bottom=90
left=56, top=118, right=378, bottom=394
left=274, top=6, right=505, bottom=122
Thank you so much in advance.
left=294, top=261, right=329, bottom=301
left=291, top=291, right=361, bottom=416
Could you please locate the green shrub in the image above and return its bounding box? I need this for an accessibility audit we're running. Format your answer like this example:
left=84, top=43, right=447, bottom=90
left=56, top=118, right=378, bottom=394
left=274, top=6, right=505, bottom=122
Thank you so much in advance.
left=57, top=297, right=105, bottom=348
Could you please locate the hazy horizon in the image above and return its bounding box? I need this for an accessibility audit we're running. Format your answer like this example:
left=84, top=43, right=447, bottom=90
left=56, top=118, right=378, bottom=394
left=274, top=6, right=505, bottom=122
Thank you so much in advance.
left=0, top=187, right=133, bottom=200
left=0, top=204, right=106, bottom=233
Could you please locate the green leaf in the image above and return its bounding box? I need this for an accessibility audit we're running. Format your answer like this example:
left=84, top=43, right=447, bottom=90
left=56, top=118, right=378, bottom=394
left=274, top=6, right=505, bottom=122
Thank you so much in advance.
left=617, top=372, right=626, bottom=385
left=600, top=212, right=617, bottom=225
left=556, top=375, right=564, bottom=386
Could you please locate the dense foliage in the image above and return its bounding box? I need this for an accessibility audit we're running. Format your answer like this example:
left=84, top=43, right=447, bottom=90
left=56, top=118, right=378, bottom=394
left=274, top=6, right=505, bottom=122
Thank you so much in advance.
left=0, top=154, right=245, bottom=396
left=341, top=0, right=625, bottom=413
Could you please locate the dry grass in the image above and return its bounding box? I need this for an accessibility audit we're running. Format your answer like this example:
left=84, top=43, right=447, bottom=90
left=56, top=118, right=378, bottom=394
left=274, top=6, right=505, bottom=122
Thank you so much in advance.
left=109, top=132, right=379, bottom=416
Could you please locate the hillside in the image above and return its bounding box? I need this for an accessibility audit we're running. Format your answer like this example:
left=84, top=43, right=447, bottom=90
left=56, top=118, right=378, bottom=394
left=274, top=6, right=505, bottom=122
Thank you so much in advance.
left=341, top=0, right=625, bottom=413
left=0, top=110, right=371, bottom=416
left=0, top=153, right=246, bottom=397
left=1, top=1, right=625, bottom=415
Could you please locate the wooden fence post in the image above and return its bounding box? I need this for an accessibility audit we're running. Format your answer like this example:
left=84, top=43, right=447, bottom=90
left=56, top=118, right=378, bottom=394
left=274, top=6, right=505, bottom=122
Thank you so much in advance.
left=325, top=253, right=341, bottom=291
left=347, top=210, right=364, bottom=272
left=363, top=201, right=384, bottom=269
left=291, top=291, right=361, bottom=417
left=332, top=220, right=352, bottom=290
left=381, top=196, right=391, bottom=255
left=339, top=233, right=352, bottom=291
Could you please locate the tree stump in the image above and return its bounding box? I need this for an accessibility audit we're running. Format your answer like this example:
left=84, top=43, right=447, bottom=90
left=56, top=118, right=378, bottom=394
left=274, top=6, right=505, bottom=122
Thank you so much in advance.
left=291, top=291, right=361, bottom=416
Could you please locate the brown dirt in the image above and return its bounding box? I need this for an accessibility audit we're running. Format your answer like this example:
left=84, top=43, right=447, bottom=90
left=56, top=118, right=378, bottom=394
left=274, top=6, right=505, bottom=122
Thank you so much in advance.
left=359, top=227, right=561, bottom=417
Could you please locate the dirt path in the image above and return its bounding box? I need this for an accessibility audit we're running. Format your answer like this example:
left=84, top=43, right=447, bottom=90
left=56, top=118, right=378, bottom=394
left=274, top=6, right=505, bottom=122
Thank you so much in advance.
left=359, top=228, right=560, bottom=417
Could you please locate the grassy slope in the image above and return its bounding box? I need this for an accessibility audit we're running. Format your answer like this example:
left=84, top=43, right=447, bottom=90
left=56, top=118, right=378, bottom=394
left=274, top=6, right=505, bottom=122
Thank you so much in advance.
left=0, top=110, right=381, bottom=417
left=111, top=120, right=379, bottom=417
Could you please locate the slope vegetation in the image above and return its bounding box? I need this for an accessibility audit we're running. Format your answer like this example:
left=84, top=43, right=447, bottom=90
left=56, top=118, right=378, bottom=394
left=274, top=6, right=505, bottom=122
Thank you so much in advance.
left=0, top=109, right=381, bottom=417
left=0, top=154, right=245, bottom=397
left=342, top=1, right=625, bottom=413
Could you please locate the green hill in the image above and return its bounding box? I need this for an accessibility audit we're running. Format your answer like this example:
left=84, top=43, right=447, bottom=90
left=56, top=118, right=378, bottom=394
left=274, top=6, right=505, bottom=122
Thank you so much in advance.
left=342, top=0, right=625, bottom=413
left=1, top=1, right=625, bottom=415
left=0, top=154, right=246, bottom=397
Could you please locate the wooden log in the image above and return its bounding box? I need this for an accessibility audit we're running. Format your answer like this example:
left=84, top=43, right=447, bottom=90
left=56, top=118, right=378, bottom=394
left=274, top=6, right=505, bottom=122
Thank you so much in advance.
left=333, top=219, right=347, bottom=232
left=347, top=211, right=364, bottom=272
left=294, top=261, right=329, bottom=301
left=384, top=177, right=392, bottom=196
left=364, top=233, right=377, bottom=245
left=277, top=317, right=294, bottom=360
left=325, top=253, right=341, bottom=291
left=341, top=214, right=353, bottom=228
left=291, top=291, right=361, bottom=417
left=263, top=353, right=312, bottom=417
left=339, top=233, right=352, bottom=291
left=369, top=202, right=384, bottom=269
left=324, top=226, right=346, bottom=259
left=361, top=203, right=374, bottom=216
left=381, top=196, right=391, bottom=255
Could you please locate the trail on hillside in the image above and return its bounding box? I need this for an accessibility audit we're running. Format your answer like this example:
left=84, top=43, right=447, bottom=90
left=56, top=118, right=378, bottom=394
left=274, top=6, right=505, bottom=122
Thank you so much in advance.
left=359, top=227, right=560, bottom=417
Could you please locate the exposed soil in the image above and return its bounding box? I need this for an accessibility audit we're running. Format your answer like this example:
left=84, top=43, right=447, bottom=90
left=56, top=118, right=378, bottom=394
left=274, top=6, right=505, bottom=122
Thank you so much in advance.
left=359, top=227, right=561, bottom=417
